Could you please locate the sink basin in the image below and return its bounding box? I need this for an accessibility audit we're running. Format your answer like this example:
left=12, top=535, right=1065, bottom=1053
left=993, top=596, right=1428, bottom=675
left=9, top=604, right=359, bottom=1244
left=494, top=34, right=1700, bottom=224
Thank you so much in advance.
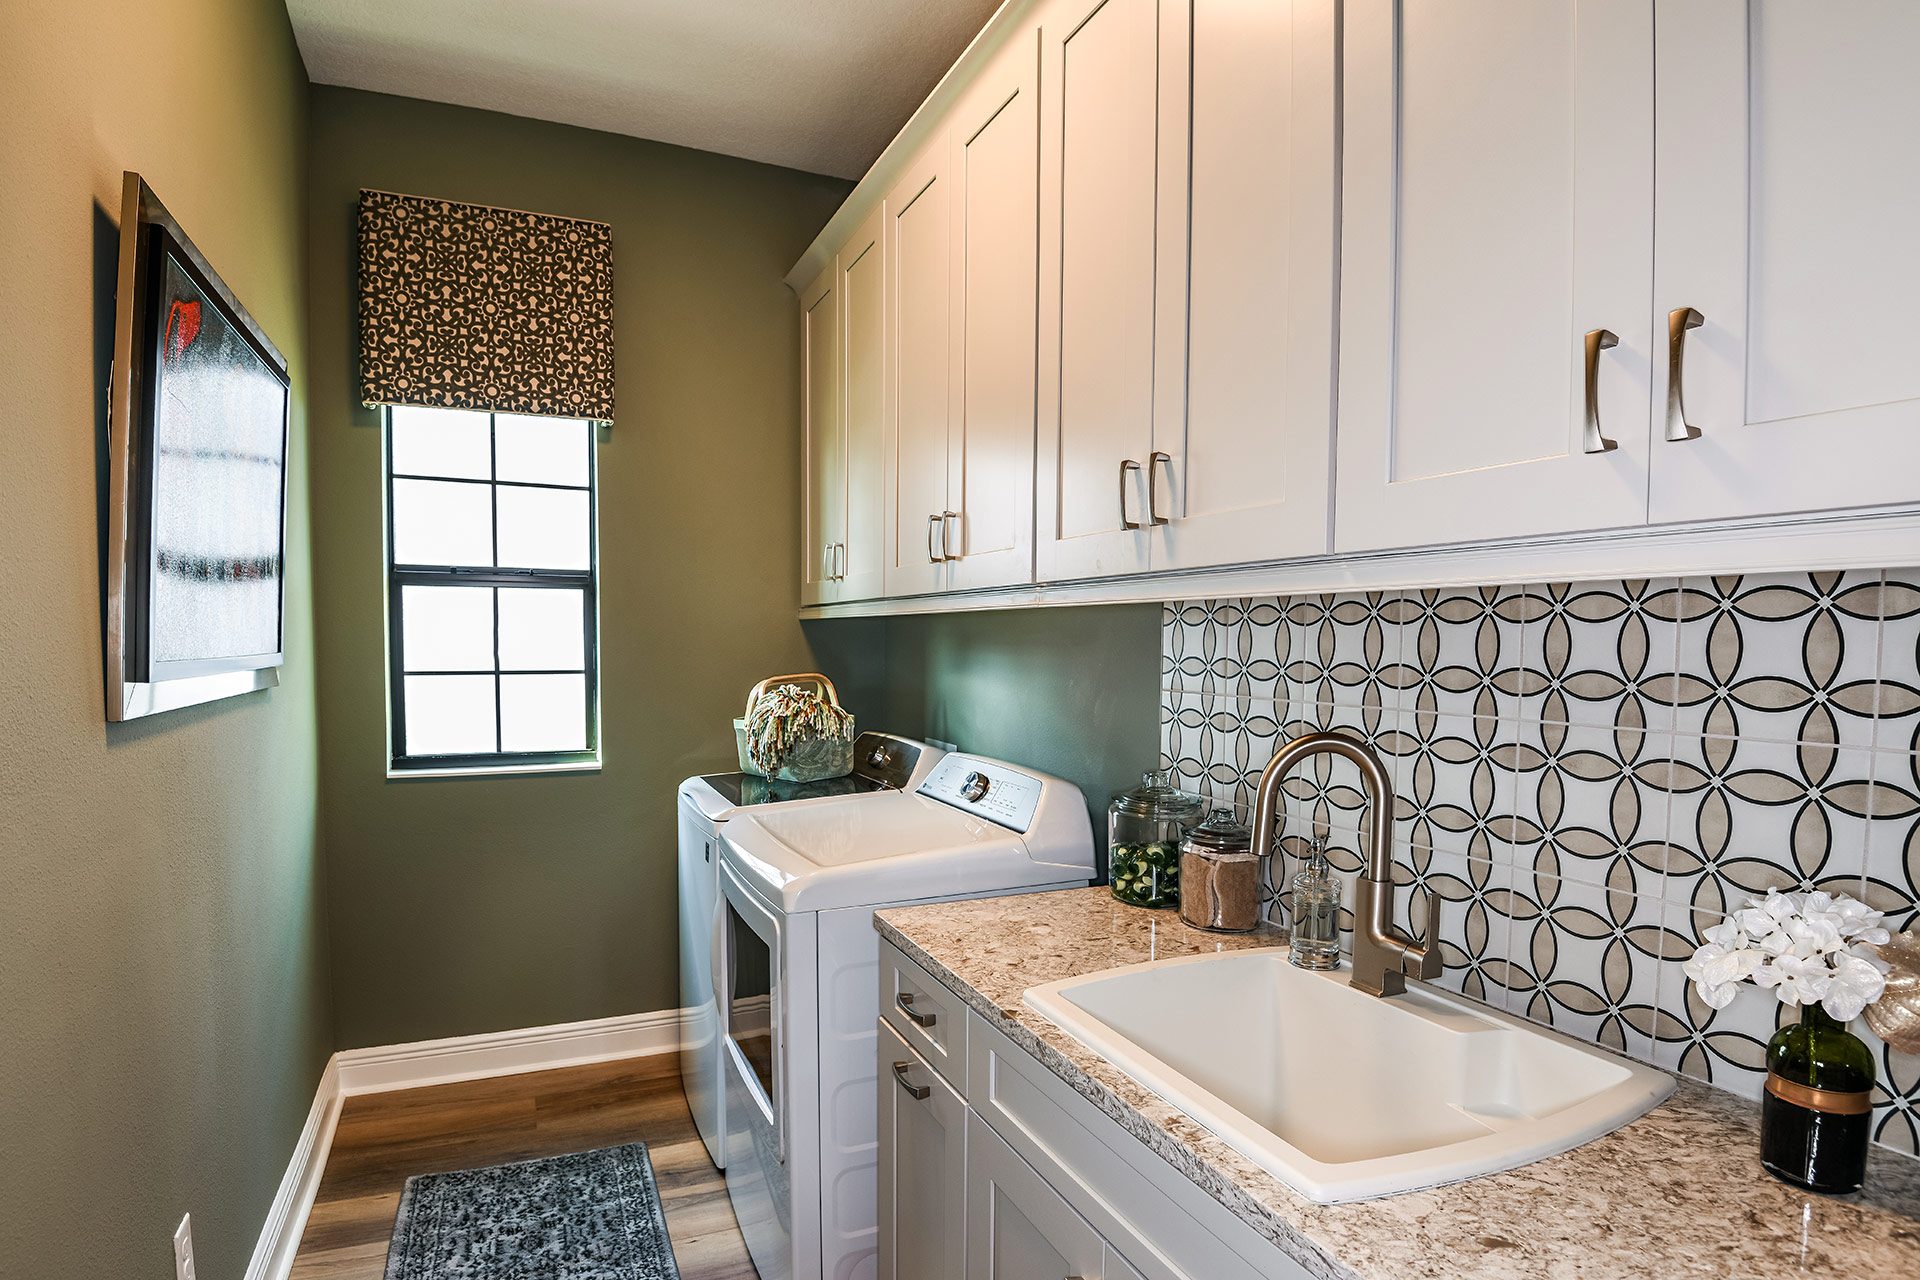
left=1023, top=948, right=1674, bottom=1204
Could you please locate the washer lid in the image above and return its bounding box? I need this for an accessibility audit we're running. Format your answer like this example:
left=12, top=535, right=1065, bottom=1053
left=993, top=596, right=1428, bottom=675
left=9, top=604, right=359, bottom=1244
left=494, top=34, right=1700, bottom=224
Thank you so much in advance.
left=721, top=792, right=1085, bottom=912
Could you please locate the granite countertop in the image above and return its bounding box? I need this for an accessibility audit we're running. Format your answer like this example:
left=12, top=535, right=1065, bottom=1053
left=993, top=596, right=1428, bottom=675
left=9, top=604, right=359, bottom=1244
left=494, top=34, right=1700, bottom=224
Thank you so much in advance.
left=875, top=886, right=1920, bottom=1280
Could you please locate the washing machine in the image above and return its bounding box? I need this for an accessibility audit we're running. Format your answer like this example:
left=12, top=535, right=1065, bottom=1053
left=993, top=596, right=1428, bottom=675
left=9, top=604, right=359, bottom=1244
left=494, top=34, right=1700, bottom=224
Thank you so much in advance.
left=677, top=732, right=942, bottom=1168
left=716, top=752, right=1095, bottom=1280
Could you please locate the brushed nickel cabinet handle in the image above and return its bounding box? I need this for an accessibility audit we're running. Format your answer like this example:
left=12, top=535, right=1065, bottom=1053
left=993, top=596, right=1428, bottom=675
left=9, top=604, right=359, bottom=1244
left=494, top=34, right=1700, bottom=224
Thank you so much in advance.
left=1582, top=328, right=1620, bottom=454
left=1118, top=459, right=1142, bottom=530
left=941, top=510, right=960, bottom=561
left=896, top=991, right=937, bottom=1027
left=891, top=1060, right=931, bottom=1101
left=837, top=542, right=847, bottom=580
left=927, top=514, right=943, bottom=565
left=1147, top=451, right=1172, bottom=526
left=1666, top=307, right=1705, bottom=442
left=822, top=542, right=835, bottom=581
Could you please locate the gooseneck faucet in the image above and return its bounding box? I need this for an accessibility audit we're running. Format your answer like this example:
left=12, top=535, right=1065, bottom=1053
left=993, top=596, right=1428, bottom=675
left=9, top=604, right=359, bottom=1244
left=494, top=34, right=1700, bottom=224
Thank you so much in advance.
left=1249, top=731, right=1442, bottom=997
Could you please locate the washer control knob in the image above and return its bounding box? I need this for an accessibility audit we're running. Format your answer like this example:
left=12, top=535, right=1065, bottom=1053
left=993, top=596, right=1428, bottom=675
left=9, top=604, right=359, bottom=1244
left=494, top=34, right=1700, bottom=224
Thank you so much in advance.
left=961, top=770, right=990, bottom=803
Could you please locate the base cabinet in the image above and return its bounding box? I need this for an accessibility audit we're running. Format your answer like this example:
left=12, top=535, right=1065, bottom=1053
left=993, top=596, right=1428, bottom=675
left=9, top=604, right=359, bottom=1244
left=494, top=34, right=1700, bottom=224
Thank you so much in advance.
left=879, top=1022, right=967, bottom=1280
left=877, top=943, right=1313, bottom=1280
left=966, top=1112, right=1137, bottom=1280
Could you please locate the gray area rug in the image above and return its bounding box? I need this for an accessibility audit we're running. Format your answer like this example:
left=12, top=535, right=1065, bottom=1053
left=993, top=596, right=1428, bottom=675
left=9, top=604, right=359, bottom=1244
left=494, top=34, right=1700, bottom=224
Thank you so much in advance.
left=385, top=1142, right=682, bottom=1280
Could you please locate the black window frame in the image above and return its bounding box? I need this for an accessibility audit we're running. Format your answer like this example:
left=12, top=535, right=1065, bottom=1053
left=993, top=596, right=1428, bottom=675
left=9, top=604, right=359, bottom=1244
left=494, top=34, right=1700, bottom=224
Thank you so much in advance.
left=384, top=407, right=601, bottom=773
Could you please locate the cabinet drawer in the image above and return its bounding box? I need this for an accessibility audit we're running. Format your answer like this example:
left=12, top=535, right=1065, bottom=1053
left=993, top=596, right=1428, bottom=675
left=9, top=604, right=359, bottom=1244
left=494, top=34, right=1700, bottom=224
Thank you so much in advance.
left=967, top=1010, right=1311, bottom=1280
left=881, top=943, right=968, bottom=1091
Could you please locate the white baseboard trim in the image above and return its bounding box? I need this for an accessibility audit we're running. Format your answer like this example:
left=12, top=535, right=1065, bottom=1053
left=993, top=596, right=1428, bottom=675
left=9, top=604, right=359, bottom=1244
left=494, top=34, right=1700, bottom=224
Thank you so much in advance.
left=243, top=1056, right=342, bottom=1280
left=244, top=1008, right=686, bottom=1280
left=335, top=1007, right=689, bottom=1096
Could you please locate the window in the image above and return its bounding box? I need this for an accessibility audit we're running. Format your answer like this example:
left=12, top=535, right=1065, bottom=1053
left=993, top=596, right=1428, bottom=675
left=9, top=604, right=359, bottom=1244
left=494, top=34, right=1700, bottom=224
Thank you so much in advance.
left=385, top=406, right=599, bottom=773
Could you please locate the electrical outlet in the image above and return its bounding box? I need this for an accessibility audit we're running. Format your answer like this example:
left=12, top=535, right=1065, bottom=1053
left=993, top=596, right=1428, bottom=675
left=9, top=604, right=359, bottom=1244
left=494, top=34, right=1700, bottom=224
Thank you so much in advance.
left=172, top=1215, right=195, bottom=1280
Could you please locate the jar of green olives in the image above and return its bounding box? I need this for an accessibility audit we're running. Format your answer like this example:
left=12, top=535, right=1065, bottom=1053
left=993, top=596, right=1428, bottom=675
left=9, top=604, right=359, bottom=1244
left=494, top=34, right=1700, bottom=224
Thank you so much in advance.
left=1107, top=770, right=1206, bottom=909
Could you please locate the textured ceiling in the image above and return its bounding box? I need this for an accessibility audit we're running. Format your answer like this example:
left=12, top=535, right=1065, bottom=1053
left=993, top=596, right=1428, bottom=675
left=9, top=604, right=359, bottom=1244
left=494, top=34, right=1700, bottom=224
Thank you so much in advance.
left=286, top=0, right=1004, bottom=179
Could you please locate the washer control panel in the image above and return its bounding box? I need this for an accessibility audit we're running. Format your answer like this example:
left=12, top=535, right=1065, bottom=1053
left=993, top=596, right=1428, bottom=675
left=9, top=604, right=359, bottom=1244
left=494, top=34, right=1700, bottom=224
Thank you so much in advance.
left=919, top=755, right=1043, bottom=831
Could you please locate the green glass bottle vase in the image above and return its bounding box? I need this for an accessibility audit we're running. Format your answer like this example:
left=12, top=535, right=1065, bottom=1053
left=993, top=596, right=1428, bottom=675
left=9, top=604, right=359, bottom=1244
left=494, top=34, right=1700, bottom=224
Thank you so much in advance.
left=1759, top=1002, right=1876, bottom=1195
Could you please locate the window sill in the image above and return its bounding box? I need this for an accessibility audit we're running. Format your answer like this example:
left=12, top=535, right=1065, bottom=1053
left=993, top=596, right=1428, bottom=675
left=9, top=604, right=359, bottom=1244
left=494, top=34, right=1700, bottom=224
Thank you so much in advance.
left=386, top=758, right=602, bottom=781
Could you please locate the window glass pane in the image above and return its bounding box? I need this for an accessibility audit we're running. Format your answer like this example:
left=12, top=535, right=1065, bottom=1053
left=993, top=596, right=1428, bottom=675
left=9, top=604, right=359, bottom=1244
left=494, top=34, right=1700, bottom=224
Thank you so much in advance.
left=495, top=414, right=590, bottom=487
left=498, top=587, right=585, bottom=671
left=500, top=674, right=587, bottom=752
left=390, top=406, right=492, bottom=480
left=497, top=486, right=590, bottom=570
left=403, top=674, right=497, bottom=756
left=392, top=478, right=493, bottom=566
left=401, top=586, right=495, bottom=672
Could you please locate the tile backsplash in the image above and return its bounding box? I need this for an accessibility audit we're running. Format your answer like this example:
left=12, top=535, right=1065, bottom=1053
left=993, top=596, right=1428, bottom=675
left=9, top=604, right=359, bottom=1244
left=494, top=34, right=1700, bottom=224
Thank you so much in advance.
left=1158, top=572, right=1919, bottom=1157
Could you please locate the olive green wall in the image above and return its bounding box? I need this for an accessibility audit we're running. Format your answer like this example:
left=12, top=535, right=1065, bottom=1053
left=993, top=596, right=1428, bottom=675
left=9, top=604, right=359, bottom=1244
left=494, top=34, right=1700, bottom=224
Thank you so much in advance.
left=806, top=605, right=1164, bottom=857
left=0, top=2, right=327, bottom=1277
left=306, top=87, right=853, bottom=1047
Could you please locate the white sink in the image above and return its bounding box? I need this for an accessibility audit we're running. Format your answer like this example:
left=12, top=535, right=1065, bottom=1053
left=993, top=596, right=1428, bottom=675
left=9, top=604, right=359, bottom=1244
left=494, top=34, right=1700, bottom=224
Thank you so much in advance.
left=1023, top=948, right=1674, bottom=1204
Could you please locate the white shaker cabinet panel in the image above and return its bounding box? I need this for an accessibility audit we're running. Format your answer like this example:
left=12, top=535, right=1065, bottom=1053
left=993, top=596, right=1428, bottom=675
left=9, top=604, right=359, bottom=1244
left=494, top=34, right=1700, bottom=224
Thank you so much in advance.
left=1152, top=0, right=1337, bottom=571
left=801, top=266, right=843, bottom=606
left=1036, top=0, right=1176, bottom=581
left=965, top=1112, right=1108, bottom=1280
left=887, top=146, right=957, bottom=597
left=840, top=209, right=889, bottom=602
left=946, top=31, right=1041, bottom=594
left=1651, top=0, right=1920, bottom=523
left=1334, top=0, right=1655, bottom=552
left=877, top=1023, right=966, bottom=1280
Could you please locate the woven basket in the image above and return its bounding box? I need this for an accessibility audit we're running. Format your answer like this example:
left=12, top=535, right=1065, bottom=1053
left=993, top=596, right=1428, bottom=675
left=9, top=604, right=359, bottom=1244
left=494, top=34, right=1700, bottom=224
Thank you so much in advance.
left=732, top=673, right=855, bottom=783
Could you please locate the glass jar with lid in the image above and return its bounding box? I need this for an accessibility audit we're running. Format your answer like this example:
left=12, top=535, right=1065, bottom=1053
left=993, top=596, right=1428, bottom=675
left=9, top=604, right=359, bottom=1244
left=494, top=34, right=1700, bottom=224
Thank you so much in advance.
left=1178, top=808, right=1261, bottom=932
left=1108, top=770, right=1205, bottom=909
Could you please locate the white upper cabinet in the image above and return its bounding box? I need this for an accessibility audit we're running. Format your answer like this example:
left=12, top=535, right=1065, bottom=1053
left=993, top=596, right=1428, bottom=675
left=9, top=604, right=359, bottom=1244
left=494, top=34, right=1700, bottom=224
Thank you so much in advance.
left=945, top=29, right=1041, bottom=594
left=1651, top=0, right=1920, bottom=524
left=885, top=143, right=956, bottom=598
left=1035, top=0, right=1174, bottom=582
left=800, top=265, right=842, bottom=606
left=1152, top=0, right=1338, bottom=571
left=840, top=208, right=889, bottom=601
left=1334, top=0, right=1656, bottom=553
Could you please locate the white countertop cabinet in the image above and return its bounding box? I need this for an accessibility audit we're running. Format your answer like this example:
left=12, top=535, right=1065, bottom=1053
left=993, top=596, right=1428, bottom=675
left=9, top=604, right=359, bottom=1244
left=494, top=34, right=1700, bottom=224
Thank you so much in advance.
left=1333, top=0, right=1657, bottom=553
left=1035, top=0, right=1338, bottom=580
left=790, top=0, right=1920, bottom=615
left=800, top=209, right=890, bottom=607
left=1650, top=0, right=1920, bottom=525
left=799, top=264, right=842, bottom=608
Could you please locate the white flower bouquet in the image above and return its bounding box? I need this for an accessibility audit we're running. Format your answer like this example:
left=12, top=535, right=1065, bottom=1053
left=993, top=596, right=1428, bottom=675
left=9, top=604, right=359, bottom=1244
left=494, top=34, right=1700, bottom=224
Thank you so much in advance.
left=1684, top=888, right=1892, bottom=1021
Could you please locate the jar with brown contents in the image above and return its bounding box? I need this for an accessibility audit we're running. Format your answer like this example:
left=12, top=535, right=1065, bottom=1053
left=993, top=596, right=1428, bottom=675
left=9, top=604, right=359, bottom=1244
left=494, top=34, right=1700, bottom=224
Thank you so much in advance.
left=1178, top=808, right=1261, bottom=932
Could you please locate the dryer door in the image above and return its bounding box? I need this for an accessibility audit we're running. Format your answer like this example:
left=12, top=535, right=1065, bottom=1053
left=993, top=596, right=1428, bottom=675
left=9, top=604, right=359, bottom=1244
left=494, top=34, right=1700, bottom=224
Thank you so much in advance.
left=720, top=859, right=784, bottom=1162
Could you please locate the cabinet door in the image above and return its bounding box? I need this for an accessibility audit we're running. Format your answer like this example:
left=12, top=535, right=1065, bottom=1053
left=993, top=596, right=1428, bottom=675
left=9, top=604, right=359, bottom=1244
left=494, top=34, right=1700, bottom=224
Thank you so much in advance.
left=946, top=30, right=1041, bottom=594
left=887, top=144, right=956, bottom=597
left=840, top=208, right=890, bottom=601
left=878, top=1023, right=966, bottom=1280
left=1035, top=0, right=1177, bottom=581
left=801, top=265, right=844, bottom=606
left=965, top=1112, right=1107, bottom=1280
left=1650, top=0, right=1920, bottom=523
left=1150, top=0, right=1337, bottom=571
left=1334, top=0, right=1654, bottom=552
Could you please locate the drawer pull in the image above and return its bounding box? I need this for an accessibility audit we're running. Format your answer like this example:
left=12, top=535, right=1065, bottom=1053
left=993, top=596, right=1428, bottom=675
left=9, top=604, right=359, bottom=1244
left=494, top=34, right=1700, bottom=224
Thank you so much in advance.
left=1582, top=327, right=1620, bottom=454
left=1146, top=451, right=1172, bottom=526
left=1665, top=306, right=1705, bottom=442
left=896, top=991, right=937, bottom=1028
left=891, top=1060, right=931, bottom=1101
left=1118, top=458, right=1143, bottom=530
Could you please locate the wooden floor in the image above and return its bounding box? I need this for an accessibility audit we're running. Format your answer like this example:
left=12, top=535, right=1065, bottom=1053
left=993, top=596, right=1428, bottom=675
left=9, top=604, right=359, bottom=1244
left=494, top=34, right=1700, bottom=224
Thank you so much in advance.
left=289, top=1054, right=757, bottom=1279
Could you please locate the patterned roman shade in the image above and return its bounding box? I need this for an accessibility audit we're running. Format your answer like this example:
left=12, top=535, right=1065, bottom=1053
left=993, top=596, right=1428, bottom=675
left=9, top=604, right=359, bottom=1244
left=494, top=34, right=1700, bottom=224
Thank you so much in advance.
left=357, top=190, right=615, bottom=422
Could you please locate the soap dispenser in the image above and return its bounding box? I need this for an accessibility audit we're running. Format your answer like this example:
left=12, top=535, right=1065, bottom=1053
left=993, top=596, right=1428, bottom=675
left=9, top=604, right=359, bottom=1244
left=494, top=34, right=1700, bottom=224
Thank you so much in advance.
left=1288, top=837, right=1341, bottom=970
